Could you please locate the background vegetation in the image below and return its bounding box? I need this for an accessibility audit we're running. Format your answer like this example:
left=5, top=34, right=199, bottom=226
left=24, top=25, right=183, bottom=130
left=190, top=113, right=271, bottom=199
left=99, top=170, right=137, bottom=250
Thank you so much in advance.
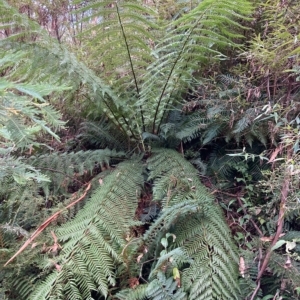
left=0, top=0, right=300, bottom=299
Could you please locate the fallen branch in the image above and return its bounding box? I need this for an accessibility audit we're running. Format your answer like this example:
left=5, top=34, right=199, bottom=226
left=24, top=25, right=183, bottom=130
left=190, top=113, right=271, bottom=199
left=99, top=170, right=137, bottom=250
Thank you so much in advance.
left=250, top=146, right=292, bottom=299
left=4, top=182, right=91, bottom=266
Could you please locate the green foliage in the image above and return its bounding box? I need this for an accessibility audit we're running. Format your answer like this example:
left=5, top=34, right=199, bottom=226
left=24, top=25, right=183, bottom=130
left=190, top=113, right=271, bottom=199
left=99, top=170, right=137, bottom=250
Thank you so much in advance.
left=29, top=148, right=126, bottom=195
left=144, top=150, right=241, bottom=300
left=140, top=0, right=252, bottom=134
left=78, top=120, right=130, bottom=151
left=116, top=271, right=187, bottom=300
left=0, top=79, right=66, bottom=150
left=29, top=160, right=144, bottom=299
left=5, top=0, right=300, bottom=299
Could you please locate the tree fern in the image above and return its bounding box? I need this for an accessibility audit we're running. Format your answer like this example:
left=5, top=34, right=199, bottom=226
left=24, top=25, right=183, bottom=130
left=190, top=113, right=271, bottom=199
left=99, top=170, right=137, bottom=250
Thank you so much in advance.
left=0, top=1, right=257, bottom=299
left=76, top=1, right=157, bottom=87
left=0, top=1, right=135, bottom=139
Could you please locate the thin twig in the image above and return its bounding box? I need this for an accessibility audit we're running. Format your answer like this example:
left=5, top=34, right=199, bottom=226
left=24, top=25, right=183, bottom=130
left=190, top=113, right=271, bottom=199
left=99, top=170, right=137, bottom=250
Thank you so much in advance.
left=237, top=195, right=263, bottom=237
left=212, top=189, right=263, bottom=237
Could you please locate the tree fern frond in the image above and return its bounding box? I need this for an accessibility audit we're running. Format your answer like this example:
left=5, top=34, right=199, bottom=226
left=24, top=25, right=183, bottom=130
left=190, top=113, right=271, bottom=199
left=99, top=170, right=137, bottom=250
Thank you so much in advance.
left=175, top=111, right=207, bottom=142
left=0, top=76, right=67, bottom=150
left=73, top=0, right=158, bottom=131
left=78, top=120, right=130, bottom=151
left=147, top=149, right=208, bottom=205
left=202, top=121, right=228, bottom=145
left=149, top=248, right=192, bottom=279
left=144, top=149, right=240, bottom=299
left=139, top=0, right=252, bottom=133
left=0, top=2, right=138, bottom=138
left=28, top=160, right=144, bottom=299
left=143, top=200, right=204, bottom=256
left=148, top=271, right=187, bottom=300
left=218, top=74, right=241, bottom=87
left=29, top=273, right=58, bottom=300
left=233, top=108, right=257, bottom=134
left=116, top=284, right=148, bottom=300
left=27, top=149, right=126, bottom=196
left=117, top=270, right=187, bottom=300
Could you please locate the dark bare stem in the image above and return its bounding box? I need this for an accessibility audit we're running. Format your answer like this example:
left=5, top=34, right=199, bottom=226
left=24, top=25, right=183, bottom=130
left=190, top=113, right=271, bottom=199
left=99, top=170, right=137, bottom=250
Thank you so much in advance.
left=156, top=75, right=181, bottom=134
left=103, top=99, right=137, bottom=140
left=152, top=3, right=212, bottom=134
left=151, top=21, right=201, bottom=134
left=116, top=2, right=145, bottom=132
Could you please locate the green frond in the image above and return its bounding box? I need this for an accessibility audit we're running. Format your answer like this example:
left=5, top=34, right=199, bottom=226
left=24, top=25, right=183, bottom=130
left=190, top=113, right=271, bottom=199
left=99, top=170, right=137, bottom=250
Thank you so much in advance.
left=78, top=120, right=129, bottom=151
left=0, top=77, right=67, bottom=150
left=144, top=149, right=240, bottom=299
left=233, top=108, right=257, bottom=134
left=28, top=160, right=144, bottom=299
left=73, top=0, right=158, bottom=132
left=0, top=154, right=49, bottom=226
left=0, top=2, right=138, bottom=137
left=147, top=149, right=209, bottom=205
left=174, top=111, right=207, bottom=142
left=117, top=271, right=187, bottom=300
left=149, top=248, right=192, bottom=279
left=218, top=74, right=241, bottom=87
left=78, top=0, right=156, bottom=85
left=29, top=273, right=58, bottom=300
left=143, top=201, right=204, bottom=255
left=140, top=0, right=252, bottom=133
left=116, top=284, right=148, bottom=300
left=147, top=271, right=187, bottom=300
left=29, top=148, right=126, bottom=195
left=202, top=121, right=228, bottom=145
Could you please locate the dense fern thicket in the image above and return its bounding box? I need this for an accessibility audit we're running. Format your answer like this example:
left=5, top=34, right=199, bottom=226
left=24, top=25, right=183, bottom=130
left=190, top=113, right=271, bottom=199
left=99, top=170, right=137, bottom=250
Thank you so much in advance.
left=1, top=0, right=300, bottom=299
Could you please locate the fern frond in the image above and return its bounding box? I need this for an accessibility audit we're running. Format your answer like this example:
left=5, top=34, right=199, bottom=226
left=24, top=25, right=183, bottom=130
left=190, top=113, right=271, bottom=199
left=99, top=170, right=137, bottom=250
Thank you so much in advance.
left=147, top=149, right=209, bottom=205
left=29, top=160, right=144, bottom=299
left=218, top=74, right=241, bottom=87
left=77, top=1, right=156, bottom=85
left=0, top=77, right=67, bottom=150
left=202, top=121, right=228, bottom=145
left=28, top=148, right=126, bottom=195
left=78, top=120, right=129, bottom=151
left=116, top=284, right=148, bottom=300
left=116, top=271, right=187, bottom=300
left=140, top=0, right=252, bottom=133
left=175, top=111, right=207, bottom=142
left=0, top=2, right=140, bottom=139
left=145, top=149, right=240, bottom=299
left=147, top=271, right=187, bottom=300
left=233, top=108, right=257, bottom=134
left=70, top=1, right=158, bottom=132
